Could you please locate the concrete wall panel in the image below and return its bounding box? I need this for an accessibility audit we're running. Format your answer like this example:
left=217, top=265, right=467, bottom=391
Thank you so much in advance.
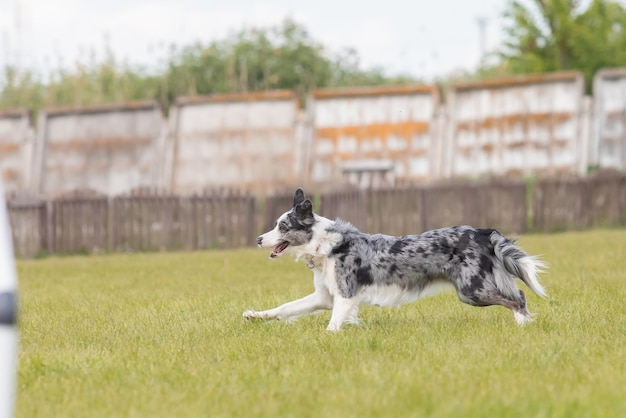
left=35, top=101, right=163, bottom=196
left=309, top=85, right=441, bottom=187
left=593, top=68, right=626, bottom=170
left=170, top=91, right=300, bottom=194
left=447, top=72, right=587, bottom=178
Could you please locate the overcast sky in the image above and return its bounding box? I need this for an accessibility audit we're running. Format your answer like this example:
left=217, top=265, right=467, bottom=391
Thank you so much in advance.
left=3, top=0, right=513, bottom=80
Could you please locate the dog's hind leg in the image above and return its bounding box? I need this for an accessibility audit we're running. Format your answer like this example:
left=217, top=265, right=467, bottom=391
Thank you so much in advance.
left=510, top=289, right=534, bottom=325
left=457, top=285, right=534, bottom=325
left=327, top=296, right=360, bottom=332
left=490, top=289, right=534, bottom=325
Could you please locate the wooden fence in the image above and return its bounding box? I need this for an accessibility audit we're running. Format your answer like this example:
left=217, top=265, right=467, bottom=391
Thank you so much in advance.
left=320, top=180, right=528, bottom=236
left=6, top=196, right=47, bottom=258
left=534, top=171, right=626, bottom=232
left=7, top=188, right=257, bottom=257
left=5, top=173, right=626, bottom=257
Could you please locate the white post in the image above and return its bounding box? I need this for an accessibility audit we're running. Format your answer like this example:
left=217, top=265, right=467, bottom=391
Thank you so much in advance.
left=0, top=180, right=18, bottom=418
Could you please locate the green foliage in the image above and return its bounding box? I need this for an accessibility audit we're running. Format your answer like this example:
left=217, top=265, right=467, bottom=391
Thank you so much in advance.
left=0, top=50, right=163, bottom=117
left=0, top=18, right=419, bottom=115
left=16, top=229, right=626, bottom=417
left=0, top=67, right=45, bottom=113
left=158, top=19, right=337, bottom=107
left=499, top=0, right=626, bottom=91
left=4, top=7, right=626, bottom=114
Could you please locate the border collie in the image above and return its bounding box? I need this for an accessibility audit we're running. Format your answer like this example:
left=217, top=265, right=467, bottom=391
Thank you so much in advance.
left=243, top=188, right=547, bottom=331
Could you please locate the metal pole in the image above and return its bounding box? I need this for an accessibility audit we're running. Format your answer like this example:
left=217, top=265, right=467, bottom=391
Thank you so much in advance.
left=476, top=16, right=488, bottom=64
left=0, top=180, right=18, bottom=418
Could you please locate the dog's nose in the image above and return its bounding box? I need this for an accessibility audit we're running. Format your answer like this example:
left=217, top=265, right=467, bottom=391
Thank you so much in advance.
left=257, top=236, right=263, bottom=246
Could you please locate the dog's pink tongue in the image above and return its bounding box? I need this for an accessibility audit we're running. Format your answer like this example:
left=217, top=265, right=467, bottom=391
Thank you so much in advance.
left=270, top=242, right=288, bottom=258
left=270, top=248, right=281, bottom=258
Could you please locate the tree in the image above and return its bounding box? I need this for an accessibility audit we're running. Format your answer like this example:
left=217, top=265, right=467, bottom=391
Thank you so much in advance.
left=160, top=18, right=336, bottom=106
left=499, top=0, right=626, bottom=90
left=572, top=0, right=626, bottom=82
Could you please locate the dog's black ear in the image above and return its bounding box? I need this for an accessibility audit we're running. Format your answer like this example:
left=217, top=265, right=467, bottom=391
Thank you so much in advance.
left=293, top=188, right=306, bottom=208
left=294, top=198, right=314, bottom=224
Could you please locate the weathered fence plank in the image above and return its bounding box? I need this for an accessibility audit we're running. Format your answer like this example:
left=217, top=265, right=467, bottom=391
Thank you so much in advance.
left=421, top=183, right=476, bottom=231
left=534, top=171, right=626, bottom=232
left=6, top=195, right=46, bottom=258
left=585, top=171, right=626, bottom=228
left=365, top=187, right=423, bottom=235
left=263, top=190, right=295, bottom=233
left=112, top=188, right=183, bottom=252
left=188, top=189, right=256, bottom=249
left=320, top=188, right=367, bottom=232
left=51, top=190, right=109, bottom=254
left=534, top=178, right=588, bottom=231
left=476, top=180, right=528, bottom=234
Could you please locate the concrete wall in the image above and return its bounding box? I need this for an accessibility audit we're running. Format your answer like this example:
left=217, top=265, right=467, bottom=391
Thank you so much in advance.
left=0, top=109, right=33, bottom=193
left=445, top=72, right=588, bottom=178
left=34, top=101, right=164, bottom=196
left=593, top=68, right=626, bottom=170
left=3, top=69, right=626, bottom=197
left=168, top=91, right=301, bottom=194
left=308, top=85, right=442, bottom=187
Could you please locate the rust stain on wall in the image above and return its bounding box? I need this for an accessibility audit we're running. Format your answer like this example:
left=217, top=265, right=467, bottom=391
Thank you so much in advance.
left=2, top=169, right=19, bottom=181
left=0, top=143, right=20, bottom=154
left=456, top=112, right=573, bottom=131
left=316, top=121, right=430, bottom=143
left=332, top=148, right=429, bottom=161
left=48, top=137, right=153, bottom=150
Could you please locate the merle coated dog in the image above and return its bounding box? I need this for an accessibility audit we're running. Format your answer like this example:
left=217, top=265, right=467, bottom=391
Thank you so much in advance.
left=244, top=188, right=547, bottom=331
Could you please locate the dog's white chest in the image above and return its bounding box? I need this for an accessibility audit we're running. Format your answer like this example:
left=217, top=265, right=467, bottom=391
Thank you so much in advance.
left=312, top=258, right=340, bottom=296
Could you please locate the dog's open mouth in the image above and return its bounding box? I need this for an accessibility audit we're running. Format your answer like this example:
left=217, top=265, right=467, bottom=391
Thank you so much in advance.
left=270, top=241, right=289, bottom=258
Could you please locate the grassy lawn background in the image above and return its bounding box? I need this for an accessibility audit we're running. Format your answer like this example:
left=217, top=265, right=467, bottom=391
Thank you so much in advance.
left=16, top=229, right=626, bottom=417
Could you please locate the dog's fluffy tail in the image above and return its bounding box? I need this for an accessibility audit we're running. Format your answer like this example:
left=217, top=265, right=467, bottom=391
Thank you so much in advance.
left=491, top=232, right=548, bottom=297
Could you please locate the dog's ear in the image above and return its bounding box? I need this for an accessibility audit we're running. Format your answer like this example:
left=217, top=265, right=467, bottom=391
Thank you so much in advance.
left=294, top=198, right=314, bottom=225
left=293, top=188, right=306, bottom=208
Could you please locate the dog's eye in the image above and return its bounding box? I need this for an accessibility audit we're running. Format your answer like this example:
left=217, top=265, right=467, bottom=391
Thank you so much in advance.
left=279, top=221, right=289, bottom=232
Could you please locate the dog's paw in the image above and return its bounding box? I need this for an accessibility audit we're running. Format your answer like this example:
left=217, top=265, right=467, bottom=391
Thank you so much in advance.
left=242, top=310, right=256, bottom=320
left=243, top=310, right=268, bottom=321
left=326, top=323, right=343, bottom=332
left=514, top=310, right=536, bottom=326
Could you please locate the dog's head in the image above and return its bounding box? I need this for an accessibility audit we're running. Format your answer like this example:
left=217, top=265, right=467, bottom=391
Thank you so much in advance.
left=257, top=188, right=315, bottom=258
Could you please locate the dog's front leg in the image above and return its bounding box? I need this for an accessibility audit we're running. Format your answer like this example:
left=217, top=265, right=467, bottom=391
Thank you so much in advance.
left=326, top=296, right=360, bottom=332
left=243, top=291, right=332, bottom=322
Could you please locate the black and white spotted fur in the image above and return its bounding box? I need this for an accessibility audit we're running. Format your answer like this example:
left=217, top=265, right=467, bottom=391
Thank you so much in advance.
left=243, top=188, right=547, bottom=331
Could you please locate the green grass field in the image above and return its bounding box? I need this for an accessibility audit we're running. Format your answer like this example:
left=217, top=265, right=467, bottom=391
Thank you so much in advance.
left=15, top=229, right=626, bottom=418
